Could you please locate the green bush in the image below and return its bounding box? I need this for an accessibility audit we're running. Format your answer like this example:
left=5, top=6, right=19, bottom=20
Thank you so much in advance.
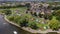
left=28, top=20, right=39, bottom=29
left=19, top=17, right=28, bottom=27
left=25, top=3, right=31, bottom=8
left=39, top=13, right=43, bottom=18
left=19, top=14, right=30, bottom=27
left=0, top=5, right=26, bottom=9
left=56, top=16, right=60, bottom=21
left=48, top=17, right=60, bottom=30
left=14, top=15, right=21, bottom=23
left=8, top=16, right=14, bottom=21
left=52, top=6, right=60, bottom=10
left=48, top=15, right=53, bottom=20
left=52, top=10, right=60, bottom=21
left=20, top=19, right=28, bottom=27
left=54, top=10, right=60, bottom=16
left=4, top=9, right=12, bottom=15
left=44, top=14, right=53, bottom=20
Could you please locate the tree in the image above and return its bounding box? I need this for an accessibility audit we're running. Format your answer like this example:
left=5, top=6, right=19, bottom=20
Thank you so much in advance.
left=14, top=15, right=21, bottom=23
left=55, top=10, right=60, bottom=16
left=56, top=16, right=60, bottom=21
left=52, top=6, right=60, bottom=10
left=52, top=10, right=60, bottom=21
left=20, top=18, right=28, bottom=27
left=8, top=16, right=14, bottom=21
left=4, top=10, right=12, bottom=15
left=48, top=17, right=60, bottom=30
left=19, top=14, right=30, bottom=27
left=39, top=13, right=43, bottom=18
left=28, top=20, right=39, bottom=29
left=25, top=3, right=31, bottom=8
left=44, top=14, right=53, bottom=20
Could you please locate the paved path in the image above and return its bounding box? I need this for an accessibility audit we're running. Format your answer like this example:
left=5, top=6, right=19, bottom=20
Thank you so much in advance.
left=0, top=14, right=21, bottom=34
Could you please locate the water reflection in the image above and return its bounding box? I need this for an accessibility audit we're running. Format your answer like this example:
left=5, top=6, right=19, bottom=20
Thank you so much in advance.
left=13, top=31, right=17, bottom=34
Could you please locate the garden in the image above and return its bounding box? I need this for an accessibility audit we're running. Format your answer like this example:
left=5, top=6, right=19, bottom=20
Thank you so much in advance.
left=1, top=3, right=60, bottom=31
left=5, top=9, right=60, bottom=31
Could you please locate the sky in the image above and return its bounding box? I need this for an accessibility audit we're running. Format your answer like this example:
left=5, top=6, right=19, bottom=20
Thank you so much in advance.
left=0, top=0, right=60, bottom=1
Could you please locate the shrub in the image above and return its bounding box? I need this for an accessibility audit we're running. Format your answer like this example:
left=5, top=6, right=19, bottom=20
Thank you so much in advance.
left=52, top=10, right=60, bottom=21
left=20, top=17, right=28, bottom=27
left=54, top=10, right=60, bottom=16
left=56, top=16, right=60, bottom=21
left=19, top=14, right=29, bottom=27
left=28, top=20, right=39, bottom=29
left=4, top=9, right=12, bottom=15
left=48, top=15, right=53, bottom=20
left=0, top=5, right=26, bottom=9
left=14, top=15, right=21, bottom=23
left=39, top=13, right=43, bottom=18
left=48, top=17, right=60, bottom=30
left=52, top=6, right=60, bottom=10
left=44, top=14, right=53, bottom=20
left=8, top=16, right=14, bottom=21
left=25, top=3, right=31, bottom=8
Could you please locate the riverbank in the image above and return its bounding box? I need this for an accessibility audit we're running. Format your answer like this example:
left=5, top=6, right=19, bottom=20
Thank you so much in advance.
left=4, top=15, right=39, bottom=33
left=4, top=15, right=60, bottom=34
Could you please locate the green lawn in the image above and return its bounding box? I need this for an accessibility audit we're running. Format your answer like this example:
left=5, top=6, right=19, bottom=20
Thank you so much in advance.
left=10, top=7, right=27, bottom=13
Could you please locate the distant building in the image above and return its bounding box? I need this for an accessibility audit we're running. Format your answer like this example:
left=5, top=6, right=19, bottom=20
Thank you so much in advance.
left=0, top=0, right=60, bottom=2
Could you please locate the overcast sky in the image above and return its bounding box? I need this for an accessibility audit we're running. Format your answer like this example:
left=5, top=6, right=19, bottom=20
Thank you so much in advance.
left=0, top=0, right=60, bottom=1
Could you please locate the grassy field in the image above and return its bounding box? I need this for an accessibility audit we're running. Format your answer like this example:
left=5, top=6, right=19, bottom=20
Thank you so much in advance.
left=10, top=7, right=27, bottom=13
